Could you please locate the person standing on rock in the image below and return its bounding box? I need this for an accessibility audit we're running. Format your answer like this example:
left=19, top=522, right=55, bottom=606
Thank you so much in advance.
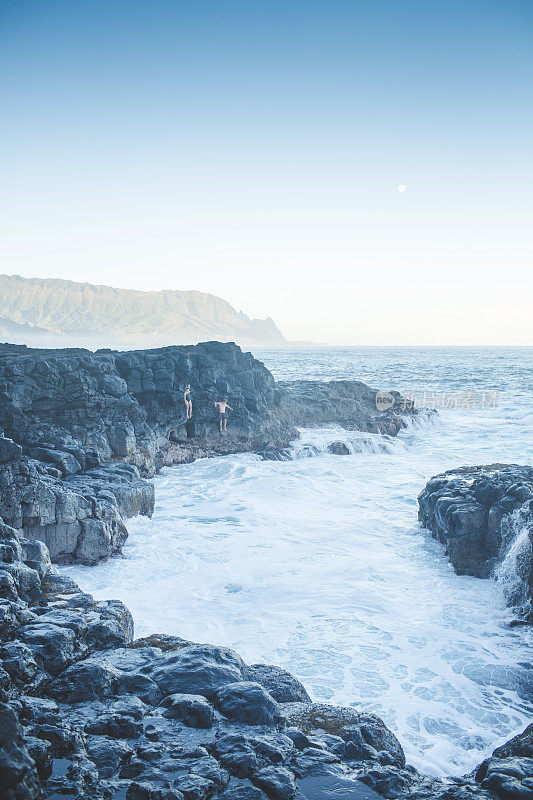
left=184, top=385, right=192, bottom=419
left=214, top=398, right=233, bottom=432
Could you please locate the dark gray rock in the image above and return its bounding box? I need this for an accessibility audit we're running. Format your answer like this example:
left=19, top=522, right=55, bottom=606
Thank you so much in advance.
left=277, top=380, right=413, bottom=436
left=26, top=718, right=83, bottom=757
left=474, top=724, right=533, bottom=799
left=254, top=765, right=297, bottom=799
left=0, top=702, right=40, bottom=800
left=247, top=664, right=312, bottom=704
left=48, top=658, right=119, bottom=702
left=84, top=712, right=144, bottom=739
left=173, top=772, right=217, bottom=798
left=118, top=672, right=163, bottom=705
left=149, top=644, right=247, bottom=698
left=479, top=756, right=533, bottom=799
left=127, top=782, right=184, bottom=800
left=419, top=465, right=533, bottom=615
left=288, top=745, right=340, bottom=777
left=215, top=681, right=283, bottom=726
left=219, top=783, right=268, bottom=799
left=327, top=440, right=351, bottom=455
left=0, top=641, right=38, bottom=685
left=24, top=734, right=52, bottom=781
left=357, top=763, right=412, bottom=796
left=212, top=734, right=260, bottom=778
left=86, top=735, right=133, bottom=777
left=491, top=724, right=533, bottom=760
left=18, top=622, right=78, bottom=675
left=280, top=703, right=405, bottom=770
left=159, top=693, right=215, bottom=728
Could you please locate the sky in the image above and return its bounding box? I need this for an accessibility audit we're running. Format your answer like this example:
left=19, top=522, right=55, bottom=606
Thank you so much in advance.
left=1, top=0, right=532, bottom=345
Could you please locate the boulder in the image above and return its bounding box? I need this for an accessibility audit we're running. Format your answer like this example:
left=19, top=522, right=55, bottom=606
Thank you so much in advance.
left=159, top=693, right=215, bottom=728
left=254, top=765, right=297, bottom=799
left=247, top=664, right=311, bottom=704
left=48, top=658, right=119, bottom=702
left=215, top=681, right=283, bottom=726
left=148, top=644, right=246, bottom=698
left=327, top=441, right=350, bottom=455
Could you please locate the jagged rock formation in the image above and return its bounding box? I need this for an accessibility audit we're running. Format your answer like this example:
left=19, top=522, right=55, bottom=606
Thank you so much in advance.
left=277, top=381, right=410, bottom=438
left=0, top=342, right=412, bottom=565
left=0, top=519, right=531, bottom=800
left=0, top=274, right=286, bottom=348
left=418, top=465, right=533, bottom=618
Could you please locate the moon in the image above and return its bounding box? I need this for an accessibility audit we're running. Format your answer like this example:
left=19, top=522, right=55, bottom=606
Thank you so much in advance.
left=397, top=184, right=407, bottom=193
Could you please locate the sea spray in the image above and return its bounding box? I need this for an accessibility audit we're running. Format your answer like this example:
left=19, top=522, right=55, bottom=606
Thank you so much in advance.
left=496, top=505, right=533, bottom=613
left=289, top=427, right=401, bottom=458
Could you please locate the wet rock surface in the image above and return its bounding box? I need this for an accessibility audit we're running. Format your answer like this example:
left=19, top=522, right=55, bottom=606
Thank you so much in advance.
left=277, top=381, right=410, bottom=437
left=419, top=464, right=533, bottom=616
left=0, top=343, right=411, bottom=564
left=0, top=520, right=531, bottom=800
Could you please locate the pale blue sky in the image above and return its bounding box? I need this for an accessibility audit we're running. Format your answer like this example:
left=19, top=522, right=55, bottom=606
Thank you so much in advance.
left=1, top=1, right=532, bottom=343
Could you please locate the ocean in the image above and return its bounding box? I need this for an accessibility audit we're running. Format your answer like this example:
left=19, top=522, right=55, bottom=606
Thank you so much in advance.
left=65, top=346, right=533, bottom=777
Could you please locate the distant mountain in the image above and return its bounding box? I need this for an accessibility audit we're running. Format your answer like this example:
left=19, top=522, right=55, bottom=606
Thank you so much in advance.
left=0, top=275, right=286, bottom=348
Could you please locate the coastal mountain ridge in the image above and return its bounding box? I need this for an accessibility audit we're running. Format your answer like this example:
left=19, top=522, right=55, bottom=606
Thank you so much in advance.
left=0, top=273, right=286, bottom=348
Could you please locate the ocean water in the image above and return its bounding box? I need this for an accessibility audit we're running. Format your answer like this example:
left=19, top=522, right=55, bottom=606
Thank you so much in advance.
left=65, top=347, right=533, bottom=777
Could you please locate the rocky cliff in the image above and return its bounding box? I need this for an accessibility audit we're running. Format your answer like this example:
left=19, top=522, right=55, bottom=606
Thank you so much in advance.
left=0, top=342, right=411, bottom=565
left=418, top=465, right=533, bottom=619
left=1, top=520, right=531, bottom=800
left=0, top=275, right=286, bottom=348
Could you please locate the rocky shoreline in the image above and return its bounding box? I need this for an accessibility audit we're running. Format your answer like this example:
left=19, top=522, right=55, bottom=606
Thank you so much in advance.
left=0, top=342, right=411, bottom=565
left=1, top=518, right=532, bottom=800
left=1, top=341, right=532, bottom=799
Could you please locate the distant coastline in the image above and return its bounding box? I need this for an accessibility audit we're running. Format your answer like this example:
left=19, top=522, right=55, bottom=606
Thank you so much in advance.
left=0, top=273, right=287, bottom=349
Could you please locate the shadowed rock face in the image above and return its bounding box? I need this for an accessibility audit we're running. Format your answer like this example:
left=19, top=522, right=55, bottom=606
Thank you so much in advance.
left=277, top=381, right=411, bottom=437
left=0, top=341, right=411, bottom=564
left=0, top=520, right=530, bottom=800
left=418, top=464, right=533, bottom=616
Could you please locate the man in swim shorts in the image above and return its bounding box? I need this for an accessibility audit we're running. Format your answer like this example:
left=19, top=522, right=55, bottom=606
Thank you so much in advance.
left=214, top=398, right=233, bottom=432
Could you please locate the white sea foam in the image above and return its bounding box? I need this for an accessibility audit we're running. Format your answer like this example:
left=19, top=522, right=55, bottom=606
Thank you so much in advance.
left=65, top=347, right=533, bottom=778
left=290, top=428, right=402, bottom=457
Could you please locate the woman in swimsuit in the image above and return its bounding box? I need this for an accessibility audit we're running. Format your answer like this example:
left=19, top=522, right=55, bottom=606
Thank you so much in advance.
left=184, top=385, right=192, bottom=419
